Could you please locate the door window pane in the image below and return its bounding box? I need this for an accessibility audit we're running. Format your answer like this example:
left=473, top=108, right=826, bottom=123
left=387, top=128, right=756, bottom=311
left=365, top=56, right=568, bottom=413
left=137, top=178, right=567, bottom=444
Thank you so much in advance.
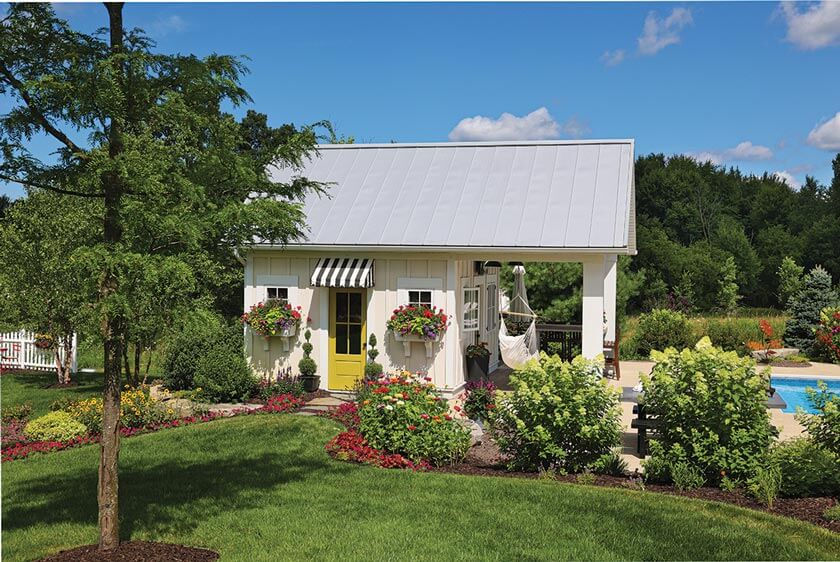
left=349, top=293, right=362, bottom=323
left=336, top=323, right=348, bottom=354
left=336, top=292, right=348, bottom=322
left=349, top=324, right=362, bottom=354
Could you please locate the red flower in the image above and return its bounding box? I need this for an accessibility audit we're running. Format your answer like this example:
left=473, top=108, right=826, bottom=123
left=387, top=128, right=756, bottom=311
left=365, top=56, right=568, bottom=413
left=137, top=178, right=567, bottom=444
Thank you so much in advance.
left=407, top=425, right=417, bottom=431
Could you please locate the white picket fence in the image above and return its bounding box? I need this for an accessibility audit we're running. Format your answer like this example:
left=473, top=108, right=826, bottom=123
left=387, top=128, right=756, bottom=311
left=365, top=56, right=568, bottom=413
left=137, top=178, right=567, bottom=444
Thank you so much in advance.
left=0, top=330, right=77, bottom=373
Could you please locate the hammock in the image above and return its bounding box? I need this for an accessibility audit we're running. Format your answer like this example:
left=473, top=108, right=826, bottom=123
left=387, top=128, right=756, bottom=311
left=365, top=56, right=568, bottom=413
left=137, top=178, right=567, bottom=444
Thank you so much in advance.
left=499, top=294, right=539, bottom=369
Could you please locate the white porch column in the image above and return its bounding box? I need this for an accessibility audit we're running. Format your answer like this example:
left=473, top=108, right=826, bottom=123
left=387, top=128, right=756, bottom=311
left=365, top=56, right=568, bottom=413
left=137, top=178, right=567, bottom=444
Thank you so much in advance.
left=582, top=255, right=606, bottom=359
left=603, top=254, right=617, bottom=343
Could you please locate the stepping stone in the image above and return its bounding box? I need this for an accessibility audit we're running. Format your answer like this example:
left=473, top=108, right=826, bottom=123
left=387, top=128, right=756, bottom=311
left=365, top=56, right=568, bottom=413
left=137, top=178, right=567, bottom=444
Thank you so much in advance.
left=306, top=397, right=347, bottom=407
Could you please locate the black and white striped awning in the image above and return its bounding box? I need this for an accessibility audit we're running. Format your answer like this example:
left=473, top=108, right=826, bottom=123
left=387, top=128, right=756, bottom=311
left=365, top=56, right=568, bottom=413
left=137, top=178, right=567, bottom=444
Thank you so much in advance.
left=310, top=258, right=375, bottom=288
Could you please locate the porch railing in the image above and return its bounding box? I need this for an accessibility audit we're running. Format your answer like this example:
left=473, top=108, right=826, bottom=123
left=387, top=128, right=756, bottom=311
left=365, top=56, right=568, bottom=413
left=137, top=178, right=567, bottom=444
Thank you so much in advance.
left=535, top=323, right=582, bottom=362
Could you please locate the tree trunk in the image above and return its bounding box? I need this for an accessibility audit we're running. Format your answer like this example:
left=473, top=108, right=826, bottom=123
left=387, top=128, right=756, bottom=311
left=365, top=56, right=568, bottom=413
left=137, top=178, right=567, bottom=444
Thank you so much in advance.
left=98, top=2, right=125, bottom=551
left=122, top=339, right=132, bottom=386
left=134, top=344, right=141, bottom=387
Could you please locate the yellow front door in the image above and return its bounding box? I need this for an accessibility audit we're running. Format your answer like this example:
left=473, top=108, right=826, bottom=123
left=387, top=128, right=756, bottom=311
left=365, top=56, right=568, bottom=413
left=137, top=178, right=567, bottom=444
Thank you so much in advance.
left=329, top=288, right=366, bottom=390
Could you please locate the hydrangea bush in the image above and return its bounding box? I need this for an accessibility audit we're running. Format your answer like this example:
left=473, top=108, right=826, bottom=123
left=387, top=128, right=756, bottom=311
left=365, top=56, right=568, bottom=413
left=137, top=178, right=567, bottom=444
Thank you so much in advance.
left=641, top=337, right=774, bottom=483
left=491, top=354, right=622, bottom=472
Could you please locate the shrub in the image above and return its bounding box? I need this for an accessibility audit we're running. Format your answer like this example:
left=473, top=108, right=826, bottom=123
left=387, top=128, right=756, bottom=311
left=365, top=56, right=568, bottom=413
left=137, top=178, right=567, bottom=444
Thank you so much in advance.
left=719, top=476, right=739, bottom=492
left=632, top=309, right=693, bottom=357
left=24, top=411, right=87, bottom=442
left=771, top=438, right=840, bottom=498
left=2, top=419, right=28, bottom=447
left=671, top=461, right=706, bottom=491
left=784, top=266, right=838, bottom=356
left=364, top=334, right=383, bottom=380
left=591, top=452, right=628, bottom=476
left=194, top=348, right=255, bottom=403
left=2, top=402, right=32, bottom=423
left=815, top=307, right=840, bottom=363
left=796, top=381, right=840, bottom=456
left=460, top=379, right=496, bottom=421
left=357, top=373, right=470, bottom=466
left=748, top=464, right=782, bottom=508
left=576, top=472, right=597, bottom=485
left=491, top=355, right=622, bottom=472
left=162, top=311, right=240, bottom=391
left=640, top=337, right=774, bottom=483
left=641, top=444, right=671, bottom=483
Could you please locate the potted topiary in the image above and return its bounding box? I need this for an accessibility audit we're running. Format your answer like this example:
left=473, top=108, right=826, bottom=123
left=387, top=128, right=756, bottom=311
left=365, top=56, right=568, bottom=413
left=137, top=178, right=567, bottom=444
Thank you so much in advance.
left=298, top=329, right=319, bottom=392
left=364, top=333, right=384, bottom=380
left=465, top=342, right=491, bottom=380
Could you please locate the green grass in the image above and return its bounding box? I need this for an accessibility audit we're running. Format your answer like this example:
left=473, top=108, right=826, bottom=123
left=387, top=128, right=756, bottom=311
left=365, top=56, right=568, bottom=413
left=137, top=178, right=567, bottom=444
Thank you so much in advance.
left=4, top=415, right=839, bottom=562
left=1, top=370, right=104, bottom=417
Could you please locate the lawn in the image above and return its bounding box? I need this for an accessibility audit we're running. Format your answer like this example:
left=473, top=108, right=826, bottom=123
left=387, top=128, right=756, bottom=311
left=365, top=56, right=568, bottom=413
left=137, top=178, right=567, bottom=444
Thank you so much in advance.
left=1, top=370, right=104, bottom=417
left=3, top=415, right=839, bottom=562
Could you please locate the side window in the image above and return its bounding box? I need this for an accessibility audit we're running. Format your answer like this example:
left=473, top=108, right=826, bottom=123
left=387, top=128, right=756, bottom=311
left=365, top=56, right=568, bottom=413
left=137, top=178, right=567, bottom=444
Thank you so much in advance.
left=266, top=287, right=289, bottom=303
left=463, top=287, right=480, bottom=332
left=408, top=290, right=433, bottom=307
left=486, top=284, right=498, bottom=331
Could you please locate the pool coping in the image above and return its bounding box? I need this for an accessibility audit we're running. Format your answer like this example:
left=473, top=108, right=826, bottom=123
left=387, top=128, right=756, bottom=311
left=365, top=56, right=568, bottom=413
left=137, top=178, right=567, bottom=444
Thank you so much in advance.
left=770, top=372, right=840, bottom=380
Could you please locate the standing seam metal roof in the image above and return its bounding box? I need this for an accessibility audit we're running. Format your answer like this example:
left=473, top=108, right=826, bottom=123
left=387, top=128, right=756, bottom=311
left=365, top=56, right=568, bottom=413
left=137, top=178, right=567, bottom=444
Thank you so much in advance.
left=267, top=140, right=635, bottom=251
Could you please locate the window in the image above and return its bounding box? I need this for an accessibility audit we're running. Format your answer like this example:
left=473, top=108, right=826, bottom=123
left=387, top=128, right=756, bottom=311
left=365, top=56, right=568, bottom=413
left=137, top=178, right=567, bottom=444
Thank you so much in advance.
left=486, top=283, right=498, bottom=331
left=266, top=287, right=289, bottom=303
left=408, top=290, right=433, bottom=307
left=463, top=287, right=480, bottom=332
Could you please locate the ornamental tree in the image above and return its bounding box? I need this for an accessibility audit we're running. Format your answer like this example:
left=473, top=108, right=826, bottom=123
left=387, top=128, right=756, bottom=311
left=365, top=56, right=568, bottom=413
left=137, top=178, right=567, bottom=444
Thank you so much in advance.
left=1, top=3, right=326, bottom=550
left=784, top=266, right=838, bottom=357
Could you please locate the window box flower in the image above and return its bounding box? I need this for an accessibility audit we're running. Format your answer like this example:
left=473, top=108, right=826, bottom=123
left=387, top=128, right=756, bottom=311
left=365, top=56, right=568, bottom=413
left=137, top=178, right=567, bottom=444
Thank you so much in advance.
left=241, top=300, right=303, bottom=352
left=387, top=305, right=448, bottom=358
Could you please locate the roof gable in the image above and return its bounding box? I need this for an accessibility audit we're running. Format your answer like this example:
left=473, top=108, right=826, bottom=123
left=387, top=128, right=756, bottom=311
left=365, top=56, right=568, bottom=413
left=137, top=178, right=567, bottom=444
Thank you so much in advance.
left=267, top=140, right=635, bottom=251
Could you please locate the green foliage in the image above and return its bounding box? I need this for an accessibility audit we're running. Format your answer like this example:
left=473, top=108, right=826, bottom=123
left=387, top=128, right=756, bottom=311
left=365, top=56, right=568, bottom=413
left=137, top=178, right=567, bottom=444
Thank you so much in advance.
left=641, top=448, right=672, bottom=483
left=670, top=461, right=706, bottom=491
left=364, top=334, right=383, bottom=379
left=575, top=472, right=597, bottom=485
left=631, top=309, right=693, bottom=357
left=719, top=476, right=739, bottom=492
left=824, top=505, right=840, bottom=522
left=298, top=329, right=317, bottom=377
left=747, top=464, right=782, bottom=508
left=784, top=266, right=838, bottom=356
left=491, top=355, right=622, bottom=472
left=2, top=402, right=33, bottom=423
left=590, top=452, right=628, bottom=476
left=796, top=381, right=840, bottom=456
left=815, top=307, right=840, bottom=363
left=770, top=438, right=840, bottom=498
left=162, top=311, right=238, bottom=391
left=24, top=411, right=87, bottom=442
left=777, top=257, right=805, bottom=307
left=717, top=256, right=741, bottom=315
left=358, top=373, right=470, bottom=466
left=641, top=338, right=774, bottom=482
left=62, top=387, right=177, bottom=432
left=194, top=348, right=255, bottom=403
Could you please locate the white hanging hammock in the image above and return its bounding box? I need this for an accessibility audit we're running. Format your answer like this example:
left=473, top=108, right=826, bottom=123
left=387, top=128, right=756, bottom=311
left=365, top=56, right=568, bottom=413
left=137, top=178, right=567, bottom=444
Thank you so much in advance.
left=498, top=265, right=539, bottom=369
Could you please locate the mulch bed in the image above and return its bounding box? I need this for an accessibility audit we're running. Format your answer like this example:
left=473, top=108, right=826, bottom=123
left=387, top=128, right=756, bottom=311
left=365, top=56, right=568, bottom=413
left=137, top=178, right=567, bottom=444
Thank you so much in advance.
left=36, top=541, right=218, bottom=562
left=435, top=439, right=840, bottom=533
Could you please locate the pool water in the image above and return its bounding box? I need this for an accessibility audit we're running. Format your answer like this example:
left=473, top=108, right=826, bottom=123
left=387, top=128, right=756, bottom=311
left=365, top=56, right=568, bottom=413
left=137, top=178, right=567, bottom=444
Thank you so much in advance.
left=772, top=377, right=840, bottom=414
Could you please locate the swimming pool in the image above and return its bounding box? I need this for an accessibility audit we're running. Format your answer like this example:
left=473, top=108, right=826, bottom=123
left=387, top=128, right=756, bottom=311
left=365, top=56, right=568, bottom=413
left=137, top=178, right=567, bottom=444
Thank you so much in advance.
left=772, top=376, right=840, bottom=414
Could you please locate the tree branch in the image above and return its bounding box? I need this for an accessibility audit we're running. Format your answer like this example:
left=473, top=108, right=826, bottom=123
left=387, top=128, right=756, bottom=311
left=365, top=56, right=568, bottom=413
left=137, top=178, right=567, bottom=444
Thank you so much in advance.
left=0, top=174, right=105, bottom=198
left=0, top=63, right=89, bottom=159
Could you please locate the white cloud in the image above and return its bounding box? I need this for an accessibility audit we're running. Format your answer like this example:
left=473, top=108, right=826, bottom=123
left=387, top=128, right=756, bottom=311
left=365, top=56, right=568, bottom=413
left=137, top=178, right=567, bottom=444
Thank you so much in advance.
left=806, top=112, right=840, bottom=150
left=637, top=8, right=693, bottom=55
left=559, top=116, right=590, bottom=138
left=600, top=49, right=626, bottom=67
left=449, top=107, right=560, bottom=141
left=780, top=1, right=840, bottom=50
left=149, top=14, right=187, bottom=36
left=774, top=170, right=801, bottom=189
left=689, top=141, right=774, bottom=165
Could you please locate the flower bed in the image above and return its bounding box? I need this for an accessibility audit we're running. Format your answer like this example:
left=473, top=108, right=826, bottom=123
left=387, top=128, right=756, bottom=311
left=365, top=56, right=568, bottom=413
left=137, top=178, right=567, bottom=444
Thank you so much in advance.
left=2, top=393, right=304, bottom=463
left=323, top=372, right=469, bottom=469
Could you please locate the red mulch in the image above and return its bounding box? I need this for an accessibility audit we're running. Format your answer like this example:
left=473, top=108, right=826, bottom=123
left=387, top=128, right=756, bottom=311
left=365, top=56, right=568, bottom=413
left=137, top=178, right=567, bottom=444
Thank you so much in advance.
left=435, top=439, right=840, bottom=533
left=36, top=541, right=218, bottom=562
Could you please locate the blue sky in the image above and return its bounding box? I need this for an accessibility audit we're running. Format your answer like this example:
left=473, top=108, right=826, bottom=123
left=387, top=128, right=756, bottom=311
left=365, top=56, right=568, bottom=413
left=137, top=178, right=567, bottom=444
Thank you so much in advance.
left=4, top=1, right=840, bottom=199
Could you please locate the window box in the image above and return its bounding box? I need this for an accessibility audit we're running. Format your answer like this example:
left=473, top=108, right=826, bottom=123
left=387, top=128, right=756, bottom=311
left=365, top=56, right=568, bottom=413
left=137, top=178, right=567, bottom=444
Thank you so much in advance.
left=393, top=330, right=443, bottom=358
left=260, top=324, right=297, bottom=352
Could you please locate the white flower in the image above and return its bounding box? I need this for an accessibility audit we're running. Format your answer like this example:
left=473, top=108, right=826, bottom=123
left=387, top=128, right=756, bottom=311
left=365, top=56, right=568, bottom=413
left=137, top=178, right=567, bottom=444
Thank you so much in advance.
left=396, top=400, right=405, bottom=406
left=384, top=405, right=394, bottom=411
